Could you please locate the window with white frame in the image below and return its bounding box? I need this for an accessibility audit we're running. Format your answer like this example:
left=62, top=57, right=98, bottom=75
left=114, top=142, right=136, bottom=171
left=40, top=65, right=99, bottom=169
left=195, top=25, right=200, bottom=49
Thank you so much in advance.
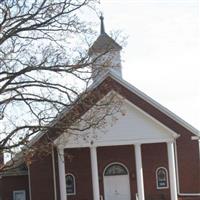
left=156, top=167, right=169, bottom=189
left=13, top=190, right=26, bottom=200
left=66, top=173, right=76, bottom=195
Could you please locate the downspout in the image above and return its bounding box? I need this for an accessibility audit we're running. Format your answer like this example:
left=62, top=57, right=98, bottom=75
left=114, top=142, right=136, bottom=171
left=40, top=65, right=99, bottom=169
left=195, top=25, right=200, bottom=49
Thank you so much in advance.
left=52, top=145, right=58, bottom=200
left=198, top=139, right=200, bottom=158
left=174, top=140, right=200, bottom=196
left=28, top=165, right=32, bottom=200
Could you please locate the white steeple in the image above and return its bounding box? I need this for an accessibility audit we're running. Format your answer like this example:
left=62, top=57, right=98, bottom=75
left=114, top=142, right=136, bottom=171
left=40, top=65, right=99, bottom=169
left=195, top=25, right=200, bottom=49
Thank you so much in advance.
left=89, top=15, right=122, bottom=82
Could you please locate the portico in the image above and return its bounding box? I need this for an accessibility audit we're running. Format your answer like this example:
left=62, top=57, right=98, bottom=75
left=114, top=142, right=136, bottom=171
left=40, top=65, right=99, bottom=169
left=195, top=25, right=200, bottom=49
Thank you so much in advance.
left=56, top=98, right=179, bottom=200
left=57, top=141, right=178, bottom=200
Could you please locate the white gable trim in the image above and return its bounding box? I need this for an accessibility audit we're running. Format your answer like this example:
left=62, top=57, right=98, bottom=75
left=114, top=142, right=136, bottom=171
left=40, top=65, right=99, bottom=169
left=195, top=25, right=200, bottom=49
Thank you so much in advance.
left=55, top=91, right=178, bottom=149
left=57, top=138, right=175, bottom=149
left=91, top=70, right=200, bottom=137
left=124, top=97, right=179, bottom=139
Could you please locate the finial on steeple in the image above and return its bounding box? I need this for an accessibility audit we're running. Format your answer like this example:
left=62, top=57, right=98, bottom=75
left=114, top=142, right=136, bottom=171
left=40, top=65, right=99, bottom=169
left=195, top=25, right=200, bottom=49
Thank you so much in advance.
left=100, top=14, right=105, bottom=35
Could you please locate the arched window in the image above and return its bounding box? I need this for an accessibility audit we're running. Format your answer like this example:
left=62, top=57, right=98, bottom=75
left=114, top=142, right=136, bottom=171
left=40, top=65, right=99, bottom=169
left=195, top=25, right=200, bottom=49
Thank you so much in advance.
left=156, top=167, right=169, bottom=189
left=66, top=173, right=76, bottom=195
left=104, top=163, right=128, bottom=176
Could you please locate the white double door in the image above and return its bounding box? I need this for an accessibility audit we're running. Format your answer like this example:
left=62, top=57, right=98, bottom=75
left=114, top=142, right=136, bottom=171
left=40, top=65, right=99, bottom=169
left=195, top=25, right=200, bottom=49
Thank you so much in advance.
left=104, top=174, right=131, bottom=200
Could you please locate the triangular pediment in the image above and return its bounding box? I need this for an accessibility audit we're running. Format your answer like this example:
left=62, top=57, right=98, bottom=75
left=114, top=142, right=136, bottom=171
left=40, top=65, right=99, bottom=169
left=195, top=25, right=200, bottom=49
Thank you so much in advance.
left=55, top=92, right=178, bottom=148
left=35, top=71, right=198, bottom=148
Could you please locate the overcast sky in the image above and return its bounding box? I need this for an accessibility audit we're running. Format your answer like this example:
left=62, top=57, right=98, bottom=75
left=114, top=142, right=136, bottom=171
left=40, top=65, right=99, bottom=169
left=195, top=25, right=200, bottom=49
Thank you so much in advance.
left=92, top=0, right=200, bottom=130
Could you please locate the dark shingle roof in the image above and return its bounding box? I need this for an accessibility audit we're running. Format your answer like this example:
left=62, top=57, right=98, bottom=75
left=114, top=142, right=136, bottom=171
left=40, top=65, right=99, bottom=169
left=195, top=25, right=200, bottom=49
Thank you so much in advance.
left=89, top=33, right=122, bottom=55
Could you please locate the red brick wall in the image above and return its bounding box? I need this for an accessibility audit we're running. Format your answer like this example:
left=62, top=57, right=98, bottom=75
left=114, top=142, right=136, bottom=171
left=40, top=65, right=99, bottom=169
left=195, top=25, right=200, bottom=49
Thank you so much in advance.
left=29, top=154, right=55, bottom=200
left=176, top=137, right=200, bottom=193
left=142, top=143, right=170, bottom=200
left=0, top=175, right=29, bottom=200
left=65, top=148, right=93, bottom=200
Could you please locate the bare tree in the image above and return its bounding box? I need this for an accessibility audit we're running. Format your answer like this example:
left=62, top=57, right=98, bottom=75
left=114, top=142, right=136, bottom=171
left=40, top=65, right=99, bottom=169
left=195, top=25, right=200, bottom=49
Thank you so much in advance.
left=0, top=0, right=124, bottom=169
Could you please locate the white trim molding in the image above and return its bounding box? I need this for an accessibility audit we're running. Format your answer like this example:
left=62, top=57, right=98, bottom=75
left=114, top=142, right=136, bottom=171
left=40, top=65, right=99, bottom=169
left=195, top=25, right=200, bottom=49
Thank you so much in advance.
left=57, top=147, right=67, bottom=200
left=90, top=146, right=100, bottom=200
left=134, top=144, right=145, bottom=200
left=61, top=138, right=175, bottom=149
left=167, top=142, right=178, bottom=200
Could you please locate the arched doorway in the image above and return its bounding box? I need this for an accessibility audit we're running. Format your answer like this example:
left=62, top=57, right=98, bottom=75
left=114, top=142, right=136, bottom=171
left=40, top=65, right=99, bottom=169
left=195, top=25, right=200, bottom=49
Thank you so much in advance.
left=103, top=162, right=131, bottom=200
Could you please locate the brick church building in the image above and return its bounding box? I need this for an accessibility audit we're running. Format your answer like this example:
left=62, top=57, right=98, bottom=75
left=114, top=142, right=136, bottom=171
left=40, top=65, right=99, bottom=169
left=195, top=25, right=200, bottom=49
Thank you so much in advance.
left=0, top=17, right=199, bottom=200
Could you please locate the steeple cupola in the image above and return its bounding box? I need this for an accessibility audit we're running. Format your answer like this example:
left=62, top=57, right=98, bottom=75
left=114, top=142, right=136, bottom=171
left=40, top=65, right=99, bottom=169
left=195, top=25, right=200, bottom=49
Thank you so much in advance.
left=89, top=16, right=122, bottom=82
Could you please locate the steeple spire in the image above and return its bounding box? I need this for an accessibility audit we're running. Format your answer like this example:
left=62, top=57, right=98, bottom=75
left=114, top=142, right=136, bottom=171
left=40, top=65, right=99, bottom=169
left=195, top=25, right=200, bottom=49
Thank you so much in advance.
left=100, top=14, right=105, bottom=35
left=89, top=16, right=123, bottom=82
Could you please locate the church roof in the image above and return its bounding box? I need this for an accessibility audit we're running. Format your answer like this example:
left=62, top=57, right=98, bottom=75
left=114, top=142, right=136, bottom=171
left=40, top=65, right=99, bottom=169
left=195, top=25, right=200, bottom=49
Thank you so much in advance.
left=29, top=70, right=200, bottom=146
left=1, top=70, right=199, bottom=171
left=89, top=33, right=122, bottom=54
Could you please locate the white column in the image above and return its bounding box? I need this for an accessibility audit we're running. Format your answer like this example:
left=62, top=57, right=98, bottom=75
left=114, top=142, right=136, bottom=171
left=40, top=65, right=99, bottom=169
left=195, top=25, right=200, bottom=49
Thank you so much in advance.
left=58, top=147, right=67, bottom=200
left=167, top=142, right=178, bottom=200
left=90, top=146, right=100, bottom=200
left=134, top=144, right=145, bottom=200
